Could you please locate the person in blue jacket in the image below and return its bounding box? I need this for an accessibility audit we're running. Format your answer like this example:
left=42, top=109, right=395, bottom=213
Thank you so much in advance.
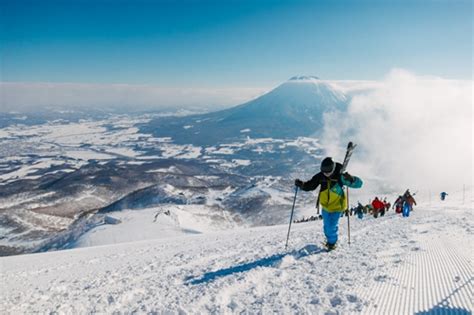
left=401, top=189, right=416, bottom=217
left=355, top=202, right=364, bottom=219
left=440, top=192, right=448, bottom=201
left=295, top=157, right=363, bottom=250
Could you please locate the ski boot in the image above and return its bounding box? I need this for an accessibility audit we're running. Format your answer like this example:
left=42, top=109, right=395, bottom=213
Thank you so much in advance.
left=325, top=242, right=337, bottom=252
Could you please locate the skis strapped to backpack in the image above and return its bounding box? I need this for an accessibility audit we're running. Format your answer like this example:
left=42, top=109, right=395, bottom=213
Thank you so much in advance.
left=341, top=141, right=357, bottom=173
left=342, top=142, right=356, bottom=245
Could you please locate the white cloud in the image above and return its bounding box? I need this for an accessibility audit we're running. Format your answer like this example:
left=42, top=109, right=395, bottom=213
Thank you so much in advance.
left=326, top=80, right=383, bottom=95
left=0, top=82, right=269, bottom=113
left=320, top=69, right=473, bottom=193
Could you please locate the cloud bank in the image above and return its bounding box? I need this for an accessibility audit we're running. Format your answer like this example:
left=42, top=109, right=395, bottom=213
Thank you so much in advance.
left=0, top=82, right=268, bottom=113
left=321, top=69, right=472, bottom=193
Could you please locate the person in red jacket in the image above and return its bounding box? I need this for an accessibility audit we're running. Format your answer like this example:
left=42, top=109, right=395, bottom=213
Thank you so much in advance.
left=372, top=197, right=385, bottom=218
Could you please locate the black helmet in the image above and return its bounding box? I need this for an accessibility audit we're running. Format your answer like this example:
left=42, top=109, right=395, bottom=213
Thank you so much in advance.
left=320, top=157, right=335, bottom=174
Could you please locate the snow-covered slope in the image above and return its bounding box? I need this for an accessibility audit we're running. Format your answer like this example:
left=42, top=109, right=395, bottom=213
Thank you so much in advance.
left=1, top=194, right=472, bottom=314
left=73, top=205, right=242, bottom=248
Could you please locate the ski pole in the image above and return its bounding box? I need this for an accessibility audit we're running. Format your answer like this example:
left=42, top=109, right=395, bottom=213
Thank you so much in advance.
left=285, top=186, right=298, bottom=250
left=316, top=192, right=320, bottom=215
left=347, top=187, right=351, bottom=245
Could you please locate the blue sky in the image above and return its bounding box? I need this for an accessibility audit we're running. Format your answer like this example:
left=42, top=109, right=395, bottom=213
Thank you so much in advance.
left=1, top=0, right=472, bottom=86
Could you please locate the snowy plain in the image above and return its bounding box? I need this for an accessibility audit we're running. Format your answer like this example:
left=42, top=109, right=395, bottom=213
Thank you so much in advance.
left=1, top=191, right=472, bottom=314
left=0, top=113, right=320, bottom=185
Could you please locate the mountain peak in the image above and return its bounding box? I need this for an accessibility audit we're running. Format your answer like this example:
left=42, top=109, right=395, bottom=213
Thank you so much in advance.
left=146, top=74, right=348, bottom=145
left=288, top=75, right=320, bottom=81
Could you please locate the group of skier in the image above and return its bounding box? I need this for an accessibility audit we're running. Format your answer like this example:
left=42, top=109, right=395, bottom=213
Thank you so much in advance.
left=393, top=190, right=417, bottom=217
left=295, top=191, right=417, bottom=225
left=350, top=192, right=416, bottom=219
left=351, top=198, right=386, bottom=219
left=292, top=145, right=417, bottom=251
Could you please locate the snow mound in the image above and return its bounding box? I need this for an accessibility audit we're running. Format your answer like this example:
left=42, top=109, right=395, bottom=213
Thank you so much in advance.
left=73, top=205, right=241, bottom=248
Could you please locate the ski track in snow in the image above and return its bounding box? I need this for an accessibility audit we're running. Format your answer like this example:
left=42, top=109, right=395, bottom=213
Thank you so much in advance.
left=1, top=204, right=472, bottom=314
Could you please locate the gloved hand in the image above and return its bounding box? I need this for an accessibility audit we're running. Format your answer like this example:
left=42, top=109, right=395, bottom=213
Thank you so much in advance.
left=294, top=179, right=303, bottom=188
left=342, top=172, right=354, bottom=183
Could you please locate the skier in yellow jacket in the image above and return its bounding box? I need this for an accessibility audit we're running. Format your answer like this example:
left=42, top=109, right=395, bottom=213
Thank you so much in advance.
left=295, top=157, right=363, bottom=250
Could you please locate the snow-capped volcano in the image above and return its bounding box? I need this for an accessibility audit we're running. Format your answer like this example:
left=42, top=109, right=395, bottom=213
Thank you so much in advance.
left=236, top=75, right=347, bottom=114
left=143, top=76, right=347, bottom=145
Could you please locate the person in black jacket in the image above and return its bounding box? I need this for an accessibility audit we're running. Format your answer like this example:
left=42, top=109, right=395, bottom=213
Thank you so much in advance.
left=295, top=157, right=363, bottom=250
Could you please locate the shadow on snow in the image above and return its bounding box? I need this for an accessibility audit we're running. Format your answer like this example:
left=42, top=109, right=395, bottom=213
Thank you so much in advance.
left=414, top=277, right=473, bottom=315
left=185, top=244, right=324, bottom=285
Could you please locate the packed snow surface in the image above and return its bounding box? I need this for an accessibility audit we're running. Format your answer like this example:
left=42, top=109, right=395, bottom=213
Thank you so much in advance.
left=1, top=197, right=472, bottom=314
left=74, top=205, right=240, bottom=248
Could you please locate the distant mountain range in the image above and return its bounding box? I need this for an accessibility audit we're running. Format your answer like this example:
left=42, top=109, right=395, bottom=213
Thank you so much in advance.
left=142, top=76, right=348, bottom=145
